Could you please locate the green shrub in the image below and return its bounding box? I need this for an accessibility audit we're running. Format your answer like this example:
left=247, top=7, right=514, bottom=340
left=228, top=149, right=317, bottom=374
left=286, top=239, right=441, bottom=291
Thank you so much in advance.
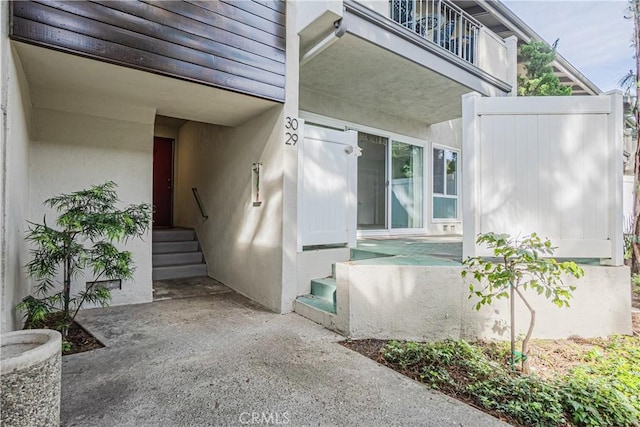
left=467, top=374, right=566, bottom=427
left=380, top=339, right=640, bottom=427
left=557, top=372, right=639, bottom=427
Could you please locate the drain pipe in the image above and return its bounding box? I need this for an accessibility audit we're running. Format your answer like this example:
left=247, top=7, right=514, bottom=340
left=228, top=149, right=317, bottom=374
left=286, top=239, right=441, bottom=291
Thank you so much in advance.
left=300, top=19, right=347, bottom=66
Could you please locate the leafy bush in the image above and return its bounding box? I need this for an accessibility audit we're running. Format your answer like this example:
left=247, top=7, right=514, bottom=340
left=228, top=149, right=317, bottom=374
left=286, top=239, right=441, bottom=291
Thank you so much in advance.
left=467, top=374, right=566, bottom=426
left=558, top=372, right=638, bottom=427
left=17, top=182, right=151, bottom=340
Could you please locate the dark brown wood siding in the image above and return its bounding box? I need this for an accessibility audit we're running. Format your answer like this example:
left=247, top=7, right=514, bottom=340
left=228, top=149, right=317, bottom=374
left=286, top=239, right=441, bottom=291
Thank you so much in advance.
left=10, top=0, right=286, bottom=102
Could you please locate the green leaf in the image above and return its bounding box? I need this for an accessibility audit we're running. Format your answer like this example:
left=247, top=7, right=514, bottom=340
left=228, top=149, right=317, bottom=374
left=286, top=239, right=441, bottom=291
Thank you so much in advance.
left=19, top=182, right=151, bottom=336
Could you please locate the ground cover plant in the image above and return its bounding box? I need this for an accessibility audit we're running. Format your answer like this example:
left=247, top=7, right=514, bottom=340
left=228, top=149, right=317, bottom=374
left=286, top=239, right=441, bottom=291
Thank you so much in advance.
left=343, top=336, right=640, bottom=427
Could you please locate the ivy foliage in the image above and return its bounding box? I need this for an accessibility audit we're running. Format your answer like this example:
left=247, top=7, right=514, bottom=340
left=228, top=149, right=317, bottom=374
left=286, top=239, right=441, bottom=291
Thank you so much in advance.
left=17, top=182, right=151, bottom=338
left=381, top=339, right=640, bottom=427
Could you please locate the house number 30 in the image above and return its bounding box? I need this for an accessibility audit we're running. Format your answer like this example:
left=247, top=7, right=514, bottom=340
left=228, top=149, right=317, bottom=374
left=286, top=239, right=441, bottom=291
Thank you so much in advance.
left=285, top=117, right=298, bottom=146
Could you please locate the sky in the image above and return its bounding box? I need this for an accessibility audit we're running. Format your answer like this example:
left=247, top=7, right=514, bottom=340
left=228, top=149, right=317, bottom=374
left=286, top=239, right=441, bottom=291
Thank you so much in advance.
left=501, top=1, right=635, bottom=92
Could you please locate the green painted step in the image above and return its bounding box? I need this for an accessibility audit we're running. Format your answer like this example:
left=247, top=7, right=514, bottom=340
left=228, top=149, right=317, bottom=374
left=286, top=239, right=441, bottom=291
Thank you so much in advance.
left=297, top=295, right=336, bottom=314
left=310, top=277, right=337, bottom=303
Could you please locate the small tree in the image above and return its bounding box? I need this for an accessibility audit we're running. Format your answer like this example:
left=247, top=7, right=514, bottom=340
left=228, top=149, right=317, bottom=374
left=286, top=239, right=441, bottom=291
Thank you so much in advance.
left=518, top=39, right=572, bottom=96
left=17, top=182, right=151, bottom=339
left=461, top=233, right=584, bottom=374
left=622, top=0, right=640, bottom=275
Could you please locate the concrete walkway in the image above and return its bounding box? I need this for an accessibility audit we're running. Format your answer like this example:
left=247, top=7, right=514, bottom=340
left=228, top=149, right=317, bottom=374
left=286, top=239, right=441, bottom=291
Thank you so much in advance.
left=63, top=278, right=509, bottom=426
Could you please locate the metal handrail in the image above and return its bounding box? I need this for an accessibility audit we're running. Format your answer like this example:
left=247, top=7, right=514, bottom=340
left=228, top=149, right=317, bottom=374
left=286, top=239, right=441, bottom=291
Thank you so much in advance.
left=191, top=188, right=208, bottom=220
left=389, top=0, right=481, bottom=65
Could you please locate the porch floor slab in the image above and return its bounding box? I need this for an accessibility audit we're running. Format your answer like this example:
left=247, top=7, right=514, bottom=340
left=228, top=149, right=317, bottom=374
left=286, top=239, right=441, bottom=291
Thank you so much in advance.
left=67, top=277, right=508, bottom=426
left=353, top=237, right=604, bottom=266
left=354, top=237, right=463, bottom=266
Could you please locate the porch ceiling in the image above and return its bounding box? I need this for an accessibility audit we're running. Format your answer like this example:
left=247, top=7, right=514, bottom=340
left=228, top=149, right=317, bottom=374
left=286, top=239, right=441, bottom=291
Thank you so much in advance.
left=300, top=34, right=471, bottom=126
left=13, top=42, right=278, bottom=126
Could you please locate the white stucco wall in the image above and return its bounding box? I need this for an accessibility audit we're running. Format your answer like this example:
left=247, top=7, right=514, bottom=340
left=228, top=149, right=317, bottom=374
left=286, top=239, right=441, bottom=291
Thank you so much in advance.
left=335, top=263, right=632, bottom=341
left=300, top=88, right=429, bottom=140
left=174, top=106, right=286, bottom=312
left=29, top=107, right=154, bottom=309
left=427, top=118, right=462, bottom=151
left=1, top=26, right=33, bottom=331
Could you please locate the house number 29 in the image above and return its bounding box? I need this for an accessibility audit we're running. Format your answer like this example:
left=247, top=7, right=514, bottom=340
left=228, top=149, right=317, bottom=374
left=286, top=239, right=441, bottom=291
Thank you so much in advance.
left=285, top=117, right=298, bottom=146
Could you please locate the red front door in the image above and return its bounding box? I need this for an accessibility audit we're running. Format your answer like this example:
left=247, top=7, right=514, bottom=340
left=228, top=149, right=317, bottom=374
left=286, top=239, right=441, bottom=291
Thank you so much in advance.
left=153, top=137, right=173, bottom=227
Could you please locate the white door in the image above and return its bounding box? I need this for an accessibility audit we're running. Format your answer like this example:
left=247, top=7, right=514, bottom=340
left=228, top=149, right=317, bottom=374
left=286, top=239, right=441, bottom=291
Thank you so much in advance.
left=298, top=124, right=357, bottom=249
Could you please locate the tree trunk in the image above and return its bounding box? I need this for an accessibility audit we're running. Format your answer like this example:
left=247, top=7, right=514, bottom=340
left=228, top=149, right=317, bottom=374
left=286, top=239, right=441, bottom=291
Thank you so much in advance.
left=631, top=0, right=640, bottom=274
left=62, top=252, right=71, bottom=337
left=510, top=283, right=516, bottom=369
left=515, top=287, right=535, bottom=375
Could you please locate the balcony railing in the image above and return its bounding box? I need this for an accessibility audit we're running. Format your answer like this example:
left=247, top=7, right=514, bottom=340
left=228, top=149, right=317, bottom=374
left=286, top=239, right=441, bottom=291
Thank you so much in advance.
left=390, top=0, right=481, bottom=65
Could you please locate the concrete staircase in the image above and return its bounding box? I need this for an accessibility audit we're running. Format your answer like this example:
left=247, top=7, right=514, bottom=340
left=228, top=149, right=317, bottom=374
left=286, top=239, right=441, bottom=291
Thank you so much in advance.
left=152, top=228, right=207, bottom=280
left=293, top=247, right=388, bottom=326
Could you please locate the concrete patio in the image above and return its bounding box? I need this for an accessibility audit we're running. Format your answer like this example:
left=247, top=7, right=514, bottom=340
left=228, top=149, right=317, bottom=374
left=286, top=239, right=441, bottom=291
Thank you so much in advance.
left=64, top=277, right=509, bottom=426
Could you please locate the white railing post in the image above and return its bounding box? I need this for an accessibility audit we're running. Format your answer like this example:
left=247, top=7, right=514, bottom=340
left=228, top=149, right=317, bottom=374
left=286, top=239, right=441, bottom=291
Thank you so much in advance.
left=606, top=90, right=624, bottom=266
left=462, top=92, right=481, bottom=259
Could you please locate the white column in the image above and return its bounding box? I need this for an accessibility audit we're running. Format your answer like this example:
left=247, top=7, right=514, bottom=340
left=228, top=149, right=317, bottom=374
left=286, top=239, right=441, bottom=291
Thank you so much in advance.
left=281, top=0, right=301, bottom=312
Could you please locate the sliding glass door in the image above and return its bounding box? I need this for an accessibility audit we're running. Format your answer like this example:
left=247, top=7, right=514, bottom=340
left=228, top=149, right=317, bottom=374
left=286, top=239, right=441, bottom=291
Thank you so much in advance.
left=357, top=133, right=387, bottom=230
left=391, top=141, right=423, bottom=228
left=357, top=132, right=424, bottom=232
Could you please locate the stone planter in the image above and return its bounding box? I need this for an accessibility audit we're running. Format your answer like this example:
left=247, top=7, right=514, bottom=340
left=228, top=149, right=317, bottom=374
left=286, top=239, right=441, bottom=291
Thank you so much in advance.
left=1, top=329, right=62, bottom=427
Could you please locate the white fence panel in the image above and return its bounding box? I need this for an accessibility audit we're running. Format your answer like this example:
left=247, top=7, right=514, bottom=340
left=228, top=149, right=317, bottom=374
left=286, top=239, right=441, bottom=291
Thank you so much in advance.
left=462, top=92, right=623, bottom=264
left=298, top=124, right=357, bottom=249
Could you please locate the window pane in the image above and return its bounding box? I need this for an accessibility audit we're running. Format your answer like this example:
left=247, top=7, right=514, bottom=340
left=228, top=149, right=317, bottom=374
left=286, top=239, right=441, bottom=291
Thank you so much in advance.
left=446, top=151, right=457, bottom=196
left=433, top=148, right=444, bottom=194
left=391, top=141, right=423, bottom=228
left=433, top=197, right=457, bottom=219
